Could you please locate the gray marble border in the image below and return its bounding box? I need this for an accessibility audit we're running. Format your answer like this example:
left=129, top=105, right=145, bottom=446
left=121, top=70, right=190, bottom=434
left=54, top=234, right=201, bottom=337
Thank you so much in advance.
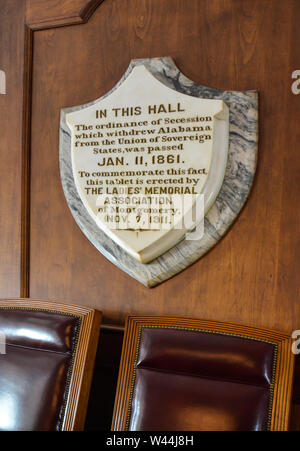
left=59, top=57, right=258, bottom=287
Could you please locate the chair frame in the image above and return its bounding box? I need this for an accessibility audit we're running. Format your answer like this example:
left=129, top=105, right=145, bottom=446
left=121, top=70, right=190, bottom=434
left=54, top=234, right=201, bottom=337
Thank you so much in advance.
left=0, top=298, right=102, bottom=431
left=112, top=315, right=295, bottom=431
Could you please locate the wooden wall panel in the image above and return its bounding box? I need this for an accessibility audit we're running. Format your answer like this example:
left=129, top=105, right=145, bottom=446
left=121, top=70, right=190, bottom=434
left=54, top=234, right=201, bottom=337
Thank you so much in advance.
left=0, top=1, right=25, bottom=296
left=28, top=0, right=300, bottom=332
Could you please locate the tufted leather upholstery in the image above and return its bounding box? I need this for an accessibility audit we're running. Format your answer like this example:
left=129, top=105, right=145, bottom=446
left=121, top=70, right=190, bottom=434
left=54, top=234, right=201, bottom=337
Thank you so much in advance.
left=112, top=317, right=295, bottom=431
left=0, top=300, right=101, bottom=431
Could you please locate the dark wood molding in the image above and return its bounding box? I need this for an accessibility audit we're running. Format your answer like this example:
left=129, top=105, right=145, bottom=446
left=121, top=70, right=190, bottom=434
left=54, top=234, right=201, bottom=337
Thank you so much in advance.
left=112, top=316, right=295, bottom=431
left=21, top=27, right=33, bottom=298
left=101, top=323, right=125, bottom=333
left=26, top=0, right=104, bottom=30
left=0, top=298, right=102, bottom=430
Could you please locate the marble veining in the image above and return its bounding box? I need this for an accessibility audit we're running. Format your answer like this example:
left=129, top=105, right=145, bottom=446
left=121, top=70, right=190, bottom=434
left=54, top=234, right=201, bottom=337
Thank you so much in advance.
left=59, top=57, right=258, bottom=287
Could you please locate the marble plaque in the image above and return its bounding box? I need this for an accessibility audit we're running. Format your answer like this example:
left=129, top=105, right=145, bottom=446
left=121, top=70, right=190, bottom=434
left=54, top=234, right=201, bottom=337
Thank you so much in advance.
left=60, top=57, right=258, bottom=286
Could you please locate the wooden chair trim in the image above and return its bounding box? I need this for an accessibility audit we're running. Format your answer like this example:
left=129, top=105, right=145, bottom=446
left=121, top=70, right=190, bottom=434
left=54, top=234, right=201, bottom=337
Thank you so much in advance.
left=0, top=298, right=102, bottom=431
left=112, top=315, right=295, bottom=431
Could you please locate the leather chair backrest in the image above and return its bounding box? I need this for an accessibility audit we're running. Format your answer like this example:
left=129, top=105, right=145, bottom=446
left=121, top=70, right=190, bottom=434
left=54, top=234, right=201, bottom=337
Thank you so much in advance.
left=0, top=299, right=101, bottom=431
left=112, top=316, right=295, bottom=431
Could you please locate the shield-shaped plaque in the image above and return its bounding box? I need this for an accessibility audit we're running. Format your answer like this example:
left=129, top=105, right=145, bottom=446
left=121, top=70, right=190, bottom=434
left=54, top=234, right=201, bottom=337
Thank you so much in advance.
left=60, top=57, right=258, bottom=287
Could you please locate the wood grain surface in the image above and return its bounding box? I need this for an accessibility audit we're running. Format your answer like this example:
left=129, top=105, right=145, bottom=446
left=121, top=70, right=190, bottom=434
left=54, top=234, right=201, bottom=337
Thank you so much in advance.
left=27, top=0, right=300, bottom=333
left=0, top=1, right=25, bottom=297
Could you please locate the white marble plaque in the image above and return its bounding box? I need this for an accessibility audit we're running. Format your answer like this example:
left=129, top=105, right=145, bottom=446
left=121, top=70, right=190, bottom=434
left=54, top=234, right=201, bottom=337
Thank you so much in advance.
left=60, top=57, right=258, bottom=286
left=65, top=65, right=229, bottom=263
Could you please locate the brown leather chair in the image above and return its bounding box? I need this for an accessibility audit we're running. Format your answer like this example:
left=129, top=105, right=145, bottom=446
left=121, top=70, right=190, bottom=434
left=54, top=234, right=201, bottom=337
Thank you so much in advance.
left=0, top=298, right=101, bottom=431
left=112, top=316, right=295, bottom=431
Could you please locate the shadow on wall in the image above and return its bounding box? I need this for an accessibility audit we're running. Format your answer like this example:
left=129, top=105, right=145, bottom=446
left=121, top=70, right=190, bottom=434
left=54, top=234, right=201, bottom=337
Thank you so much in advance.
left=85, top=327, right=124, bottom=431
